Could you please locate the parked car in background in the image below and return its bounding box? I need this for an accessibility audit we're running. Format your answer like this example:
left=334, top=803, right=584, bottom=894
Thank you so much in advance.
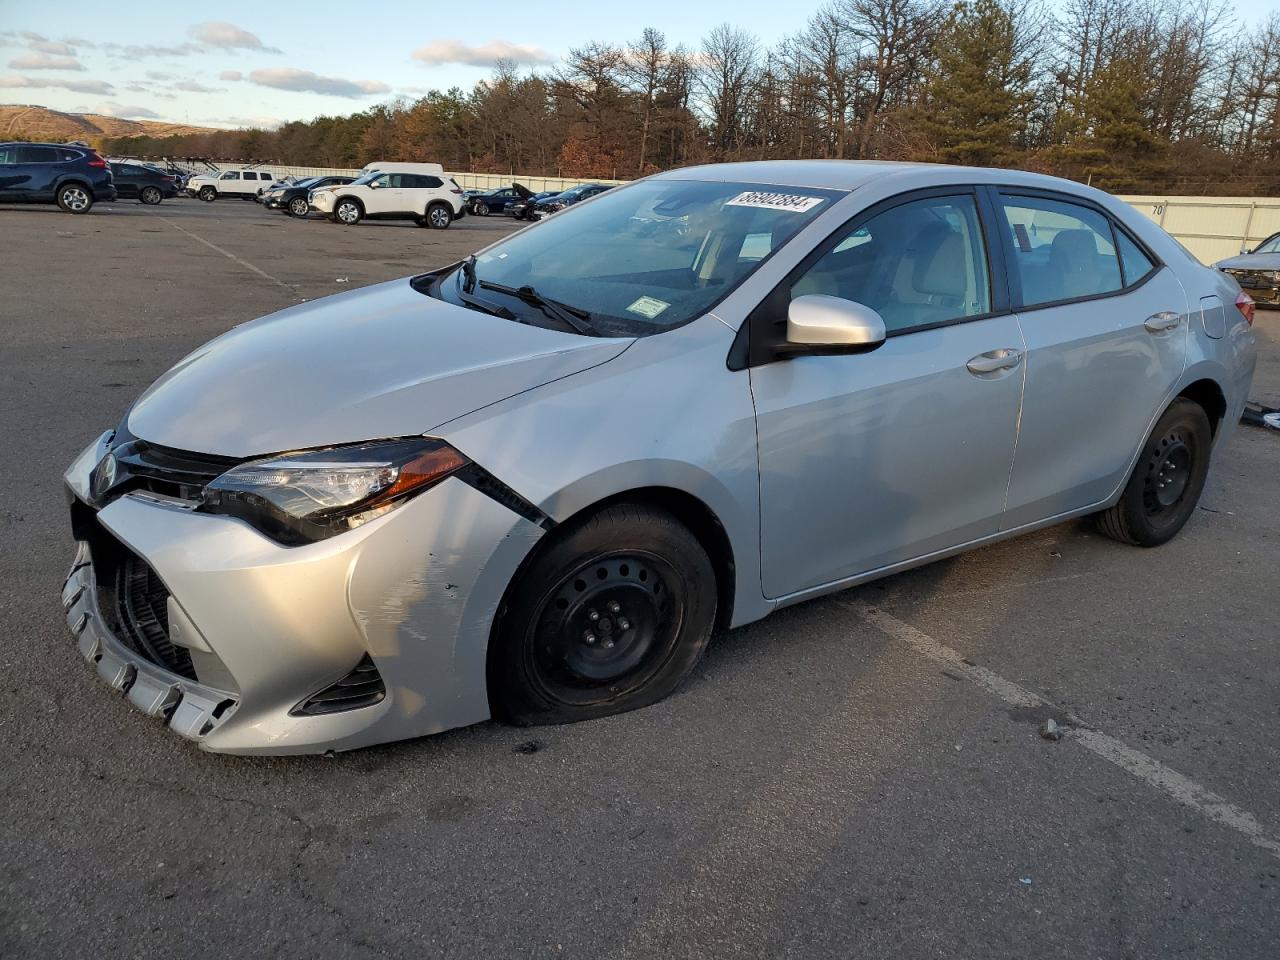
left=0, top=141, right=115, bottom=213
left=264, top=175, right=355, bottom=217
left=466, top=184, right=533, bottom=216
left=61, top=160, right=1256, bottom=754
left=531, top=182, right=612, bottom=219
left=308, top=168, right=465, bottom=228
left=1216, top=232, right=1280, bottom=306
left=109, top=163, right=179, bottom=205
left=186, top=168, right=276, bottom=201
left=508, top=190, right=559, bottom=220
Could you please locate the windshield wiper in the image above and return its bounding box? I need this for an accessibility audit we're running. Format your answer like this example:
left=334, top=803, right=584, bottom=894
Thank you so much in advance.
left=477, top=280, right=602, bottom=336
left=460, top=255, right=477, bottom=293
left=457, top=287, right=519, bottom=320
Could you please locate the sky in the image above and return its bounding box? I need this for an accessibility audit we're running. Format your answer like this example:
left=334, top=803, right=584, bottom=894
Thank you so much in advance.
left=0, top=0, right=1274, bottom=130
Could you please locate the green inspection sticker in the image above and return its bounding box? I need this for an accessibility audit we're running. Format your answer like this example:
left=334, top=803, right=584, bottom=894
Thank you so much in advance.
left=627, top=296, right=670, bottom=319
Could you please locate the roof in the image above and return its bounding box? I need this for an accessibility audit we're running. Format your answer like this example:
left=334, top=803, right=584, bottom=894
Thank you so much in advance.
left=651, top=159, right=1089, bottom=196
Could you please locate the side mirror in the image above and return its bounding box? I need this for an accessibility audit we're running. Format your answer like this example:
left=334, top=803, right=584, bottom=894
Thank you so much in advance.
left=368, top=180, right=380, bottom=189
left=1241, top=244, right=1251, bottom=255
left=785, top=295, right=887, bottom=354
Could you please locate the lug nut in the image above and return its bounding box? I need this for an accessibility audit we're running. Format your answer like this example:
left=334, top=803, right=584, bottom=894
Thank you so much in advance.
left=608, top=601, right=621, bottom=614
left=618, top=618, right=630, bottom=631
left=583, top=631, right=596, bottom=645
left=604, top=639, right=615, bottom=649
left=588, top=609, right=600, bottom=622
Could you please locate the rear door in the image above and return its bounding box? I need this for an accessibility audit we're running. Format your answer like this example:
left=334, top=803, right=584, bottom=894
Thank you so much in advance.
left=17, top=145, right=60, bottom=198
left=751, top=188, right=1026, bottom=597
left=992, top=189, right=1189, bottom=528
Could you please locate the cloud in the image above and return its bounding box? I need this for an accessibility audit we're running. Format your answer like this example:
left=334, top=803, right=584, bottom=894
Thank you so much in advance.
left=30, top=38, right=75, bottom=55
left=8, top=52, right=84, bottom=71
left=146, top=70, right=175, bottom=81
left=248, top=67, right=389, bottom=97
left=101, top=42, right=201, bottom=58
left=173, top=79, right=223, bottom=93
left=188, top=21, right=280, bottom=53
left=219, top=70, right=242, bottom=81
left=411, top=39, right=554, bottom=67
left=195, top=114, right=284, bottom=130
left=94, top=102, right=163, bottom=119
left=0, top=73, right=113, bottom=94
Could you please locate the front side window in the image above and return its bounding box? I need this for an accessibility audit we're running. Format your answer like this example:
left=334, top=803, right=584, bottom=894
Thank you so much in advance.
left=791, top=194, right=991, bottom=335
left=0, top=145, right=16, bottom=165
left=436, top=179, right=842, bottom=336
left=999, top=195, right=1121, bottom=305
left=221, top=171, right=240, bottom=180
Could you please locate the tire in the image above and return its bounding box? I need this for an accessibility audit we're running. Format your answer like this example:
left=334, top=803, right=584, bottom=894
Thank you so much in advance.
left=475, top=201, right=490, bottom=217
left=198, top=186, right=217, bottom=202
left=288, top=196, right=309, bottom=217
left=56, top=183, right=93, bottom=214
left=139, top=186, right=162, bottom=205
left=335, top=198, right=362, bottom=225
left=426, top=203, right=452, bottom=229
left=488, top=503, right=717, bottom=726
left=1095, top=398, right=1212, bottom=547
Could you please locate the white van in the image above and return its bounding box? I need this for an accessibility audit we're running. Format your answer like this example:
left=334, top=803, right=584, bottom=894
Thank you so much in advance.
left=309, top=164, right=465, bottom=228
left=360, top=161, right=445, bottom=176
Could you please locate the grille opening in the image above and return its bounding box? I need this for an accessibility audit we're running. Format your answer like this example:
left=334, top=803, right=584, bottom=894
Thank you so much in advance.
left=291, top=655, right=386, bottom=717
left=80, top=517, right=198, bottom=682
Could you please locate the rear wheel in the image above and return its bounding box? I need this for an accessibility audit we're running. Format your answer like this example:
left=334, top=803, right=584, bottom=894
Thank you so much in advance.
left=1095, top=399, right=1212, bottom=546
left=475, top=201, right=490, bottom=216
left=56, top=183, right=93, bottom=214
left=139, top=186, right=162, bottom=205
left=488, top=503, right=717, bottom=726
left=427, top=203, right=452, bottom=229
left=335, top=199, right=362, bottom=225
left=288, top=196, right=309, bottom=217
left=198, top=186, right=217, bottom=202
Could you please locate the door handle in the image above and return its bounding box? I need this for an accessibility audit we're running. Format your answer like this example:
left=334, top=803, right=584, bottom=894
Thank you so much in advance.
left=1144, top=311, right=1181, bottom=333
left=966, top=349, right=1023, bottom=375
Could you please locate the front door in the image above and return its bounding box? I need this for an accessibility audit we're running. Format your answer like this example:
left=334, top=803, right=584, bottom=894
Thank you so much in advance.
left=993, top=191, right=1190, bottom=528
left=752, top=191, right=1026, bottom=598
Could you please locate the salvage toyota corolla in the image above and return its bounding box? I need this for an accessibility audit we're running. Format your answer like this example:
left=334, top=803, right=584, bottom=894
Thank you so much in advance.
left=63, top=161, right=1257, bottom=754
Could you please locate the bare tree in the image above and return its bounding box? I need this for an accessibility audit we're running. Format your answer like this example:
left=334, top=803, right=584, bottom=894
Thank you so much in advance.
left=698, top=24, right=762, bottom=157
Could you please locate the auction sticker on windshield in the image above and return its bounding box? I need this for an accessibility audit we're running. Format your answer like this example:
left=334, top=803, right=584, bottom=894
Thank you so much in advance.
left=627, top=296, right=670, bottom=319
left=725, top=191, right=825, bottom=213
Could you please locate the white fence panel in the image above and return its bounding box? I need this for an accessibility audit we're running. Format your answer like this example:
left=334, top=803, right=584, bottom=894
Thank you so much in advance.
left=1118, top=196, right=1280, bottom=264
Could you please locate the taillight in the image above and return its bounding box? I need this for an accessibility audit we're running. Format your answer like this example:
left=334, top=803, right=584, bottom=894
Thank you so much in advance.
left=86, top=154, right=107, bottom=168
left=450, top=187, right=463, bottom=194
left=1236, top=290, right=1255, bottom=326
left=163, top=176, right=175, bottom=182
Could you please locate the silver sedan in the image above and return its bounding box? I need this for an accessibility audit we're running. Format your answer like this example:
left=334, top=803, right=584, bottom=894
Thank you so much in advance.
left=63, top=161, right=1257, bottom=754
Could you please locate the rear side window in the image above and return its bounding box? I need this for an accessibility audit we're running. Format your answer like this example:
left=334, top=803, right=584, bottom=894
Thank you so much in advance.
left=1116, top=231, right=1156, bottom=285
left=0, top=145, right=17, bottom=164
left=59, top=149, right=81, bottom=162
left=406, top=175, right=443, bottom=189
left=791, top=194, right=992, bottom=335
left=998, top=196, right=1121, bottom=306
left=17, top=146, right=59, bottom=163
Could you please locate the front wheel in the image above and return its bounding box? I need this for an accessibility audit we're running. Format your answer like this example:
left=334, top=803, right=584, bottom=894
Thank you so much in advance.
left=335, top=199, right=362, bottom=225
left=488, top=503, right=717, bottom=726
left=139, top=186, right=162, bottom=205
left=288, top=197, right=309, bottom=217
left=56, top=183, right=93, bottom=214
left=474, top=201, right=490, bottom=216
left=198, top=186, right=216, bottom=202
left=426, top=203, right=452, bottom=229
left=1095, top=398, right=1212, bottom=547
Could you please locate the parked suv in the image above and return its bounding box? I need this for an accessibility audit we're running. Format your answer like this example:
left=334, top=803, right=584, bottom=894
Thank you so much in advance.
left=308, top=169, right=465, bottom=228
left=187, top=168, right=276, bottom=201
left=0, top=141, right=116, bottom=213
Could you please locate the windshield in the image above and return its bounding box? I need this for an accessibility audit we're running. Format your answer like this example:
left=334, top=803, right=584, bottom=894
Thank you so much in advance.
left=351, top=172, right=381, bottom=186
left=293, top=176, right=320, bottom=188
left=436, top=179, right=842, bottom=336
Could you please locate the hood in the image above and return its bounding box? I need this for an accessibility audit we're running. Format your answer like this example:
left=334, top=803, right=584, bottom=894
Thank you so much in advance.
left=1216, top=253, right=1280, bottom=271
left=127, top=278, right=631, bottom=457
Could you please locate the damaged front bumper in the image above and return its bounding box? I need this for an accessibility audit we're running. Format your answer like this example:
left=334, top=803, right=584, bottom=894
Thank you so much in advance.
left=62, top=431, right=545, bottom=755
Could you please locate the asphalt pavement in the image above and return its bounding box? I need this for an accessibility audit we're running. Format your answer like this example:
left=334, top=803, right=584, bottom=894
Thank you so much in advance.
left=1, top=196, right=1277, bottom=959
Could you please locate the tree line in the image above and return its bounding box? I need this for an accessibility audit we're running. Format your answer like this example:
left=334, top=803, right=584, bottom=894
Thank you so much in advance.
left=101, top=0, right=1280, bottom=195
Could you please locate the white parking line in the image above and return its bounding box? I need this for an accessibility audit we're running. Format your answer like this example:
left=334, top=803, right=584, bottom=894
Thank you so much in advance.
left=160, top=217, right=295, bottom=294
left=849, top=602, right=1280, bottom=860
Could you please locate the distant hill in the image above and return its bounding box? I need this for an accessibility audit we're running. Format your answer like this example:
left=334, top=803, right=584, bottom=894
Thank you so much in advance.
left=0, top=105, right=221, bottom=144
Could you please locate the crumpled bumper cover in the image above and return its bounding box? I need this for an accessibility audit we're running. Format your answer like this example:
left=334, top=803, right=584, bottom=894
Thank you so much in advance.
left=62, top=541, right=237, bottom=741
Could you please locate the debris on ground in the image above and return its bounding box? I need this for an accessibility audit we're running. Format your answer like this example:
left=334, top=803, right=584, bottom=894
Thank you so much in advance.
left=1040, top=718, right=1063, bottom=741
left=1019, top=876, right=1033, bottom=885
left=514, top=739, right=545, bottom=754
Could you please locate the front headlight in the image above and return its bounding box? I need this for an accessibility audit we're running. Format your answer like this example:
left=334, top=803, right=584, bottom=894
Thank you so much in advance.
left=203, top=438, right=468, bottom=544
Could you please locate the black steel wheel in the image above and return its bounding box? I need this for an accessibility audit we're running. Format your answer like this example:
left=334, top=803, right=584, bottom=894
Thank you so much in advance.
left=1095, top=398, right=1212, bottom=546
left=489, top=503, right=717, bottom=725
